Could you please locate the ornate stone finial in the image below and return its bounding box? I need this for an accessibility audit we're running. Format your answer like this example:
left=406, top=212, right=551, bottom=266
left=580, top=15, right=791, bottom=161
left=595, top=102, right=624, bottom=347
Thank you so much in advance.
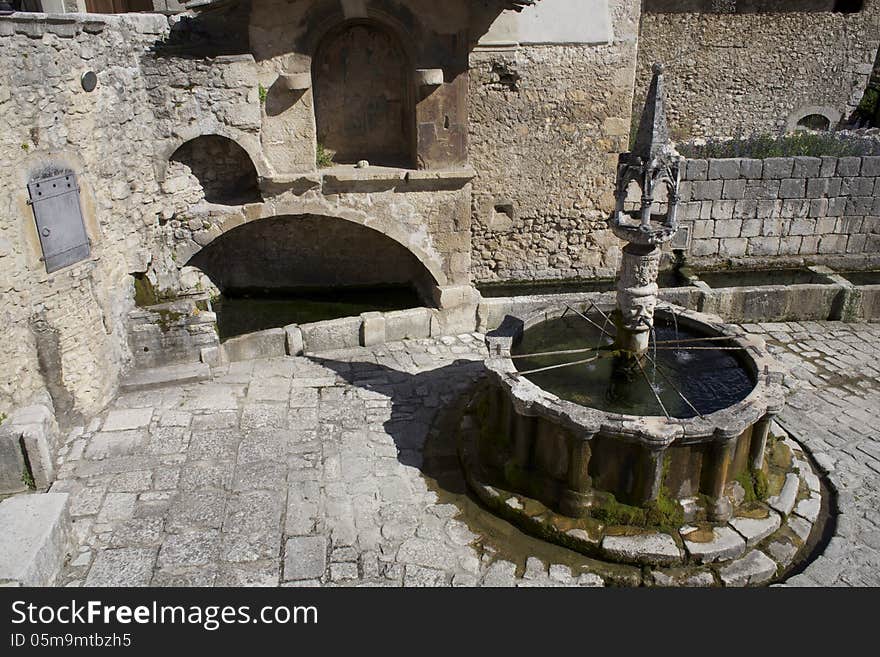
left=632, top=63, right=670, bottom=167
left=608, top=62, right=682, bottom=245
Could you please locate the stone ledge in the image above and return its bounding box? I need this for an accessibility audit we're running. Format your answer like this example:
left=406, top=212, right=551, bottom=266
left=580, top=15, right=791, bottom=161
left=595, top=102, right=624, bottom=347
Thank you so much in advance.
left=120, top=362, right=212, bottom=392
left=0, top=11, right=169, bottom=39
left=319, top=165, right=476, bottom=193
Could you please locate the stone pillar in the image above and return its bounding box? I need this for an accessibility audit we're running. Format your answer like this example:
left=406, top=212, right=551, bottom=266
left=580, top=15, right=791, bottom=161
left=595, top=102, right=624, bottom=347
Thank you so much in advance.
left=749, top=414, right=773, bottom=472
left=706, top=439, right=737, bottom=521
left=615, top=243, right=661, bottom=355
left=560, top=435, right=593, bottom=517
left=637, top=447, right=665, bottom=505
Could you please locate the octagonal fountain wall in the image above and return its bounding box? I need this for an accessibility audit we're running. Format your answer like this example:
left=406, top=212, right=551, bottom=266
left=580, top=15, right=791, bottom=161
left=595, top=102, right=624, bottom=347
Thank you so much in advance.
left=460, top=304, right=786, bottom=529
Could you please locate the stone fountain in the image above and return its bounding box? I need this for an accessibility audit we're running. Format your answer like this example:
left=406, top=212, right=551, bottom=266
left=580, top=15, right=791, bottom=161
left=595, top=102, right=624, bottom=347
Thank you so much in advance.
left=455, top=66, right=821, bottom=577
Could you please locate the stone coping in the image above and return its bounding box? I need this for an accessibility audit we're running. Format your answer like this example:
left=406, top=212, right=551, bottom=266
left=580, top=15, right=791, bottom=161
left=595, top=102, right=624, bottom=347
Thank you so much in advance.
left=484, top=303, right=786, bottom=448
left=0, top=11, right=169, bottom=37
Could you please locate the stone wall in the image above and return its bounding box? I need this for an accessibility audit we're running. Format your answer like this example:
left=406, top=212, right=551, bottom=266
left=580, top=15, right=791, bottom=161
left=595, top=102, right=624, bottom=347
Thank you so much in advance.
left=679, top=155, right=880, bottom=262
left=468, top=0, right=642, bottom=283
left=637, top=1, right=880, bottom=139
left=0, top=13, right=172, bottom=419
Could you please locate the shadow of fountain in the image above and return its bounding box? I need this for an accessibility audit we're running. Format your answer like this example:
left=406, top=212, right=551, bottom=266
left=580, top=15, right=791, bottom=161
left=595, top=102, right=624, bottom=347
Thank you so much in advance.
left=307, top=355, right=487, bottom=495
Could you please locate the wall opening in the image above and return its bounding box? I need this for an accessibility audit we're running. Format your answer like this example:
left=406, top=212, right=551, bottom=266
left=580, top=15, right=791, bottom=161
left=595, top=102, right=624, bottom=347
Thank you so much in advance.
left=313, top=21, right=415, bottom=168
left=168, top=135, right=261, bottom=205
left=795, top=113, right=832, bottom=131
left=186, top=215, right=436, bottom=339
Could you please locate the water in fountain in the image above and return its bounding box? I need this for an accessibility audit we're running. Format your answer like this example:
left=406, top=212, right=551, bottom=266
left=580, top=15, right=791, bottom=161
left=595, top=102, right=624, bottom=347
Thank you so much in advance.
left=511, top=312, right=755, bottom=419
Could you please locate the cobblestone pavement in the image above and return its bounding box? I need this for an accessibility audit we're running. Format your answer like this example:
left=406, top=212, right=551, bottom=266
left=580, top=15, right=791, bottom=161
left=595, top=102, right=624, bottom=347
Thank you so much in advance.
left=741, top=321, right=880, bottom=587
left=52, top=323, right=880, bottom=587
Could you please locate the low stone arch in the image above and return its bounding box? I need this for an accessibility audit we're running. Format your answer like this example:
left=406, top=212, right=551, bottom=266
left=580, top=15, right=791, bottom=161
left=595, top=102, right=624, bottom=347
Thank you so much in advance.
left=183, top=212, right=444, bottom=304
left=785, top=105, right=842, bottom=133
left=172, top=203, right=448, bottom=290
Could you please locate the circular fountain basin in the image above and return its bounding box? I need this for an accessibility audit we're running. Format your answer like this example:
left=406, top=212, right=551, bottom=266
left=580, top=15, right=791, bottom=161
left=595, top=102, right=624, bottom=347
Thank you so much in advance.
left=461, top=303, right=787, bottom=530
left=454, top=304, right=827, bottom=576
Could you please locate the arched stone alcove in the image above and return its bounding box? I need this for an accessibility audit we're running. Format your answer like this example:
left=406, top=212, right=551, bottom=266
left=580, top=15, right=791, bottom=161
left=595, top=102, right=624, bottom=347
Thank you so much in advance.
left=312, top=21, right=415, bottom=168
left=186, top=213, right=438, bottom=302
left=168, top=135, right=262, bottom=205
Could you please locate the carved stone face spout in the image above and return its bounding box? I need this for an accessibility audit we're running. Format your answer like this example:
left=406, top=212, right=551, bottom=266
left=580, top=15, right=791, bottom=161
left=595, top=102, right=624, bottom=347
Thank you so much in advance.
left=620, top=295, right=656, bottom=331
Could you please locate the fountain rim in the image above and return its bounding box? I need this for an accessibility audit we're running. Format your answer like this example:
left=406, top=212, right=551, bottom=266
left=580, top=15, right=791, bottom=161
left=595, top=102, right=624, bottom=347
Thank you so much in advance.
left=484, top=303, right=787, bottom=450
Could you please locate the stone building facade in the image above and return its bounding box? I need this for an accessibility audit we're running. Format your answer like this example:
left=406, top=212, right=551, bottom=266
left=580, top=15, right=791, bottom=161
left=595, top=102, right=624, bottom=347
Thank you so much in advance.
left=1, top=1, right=615, bottom=420
left=1, top=0, right=878, bottom=426
left=636, top=0, right=880, bottom=139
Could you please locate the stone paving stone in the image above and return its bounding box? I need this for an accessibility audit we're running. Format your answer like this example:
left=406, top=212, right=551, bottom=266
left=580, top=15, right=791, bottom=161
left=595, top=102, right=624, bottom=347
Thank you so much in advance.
left=601, top=533, right=682, bottom=566
left=683, top=526, right=747, bottom=563
left=165, top=491, right=226, bottom=531
left=719, top=551, right=778, bottom=587
left=85, top=548, right=156, bottom=586
left=84, top=430, right=148, bottom=460
left=283, top=535, right=328, bottom=581
left=158, top=530, right=221, bottom=568
left=96, top=492, right=138, bottom=523
left=729, top=511, right=782, bottom=547
left=102, top=408, right=154, bottom=432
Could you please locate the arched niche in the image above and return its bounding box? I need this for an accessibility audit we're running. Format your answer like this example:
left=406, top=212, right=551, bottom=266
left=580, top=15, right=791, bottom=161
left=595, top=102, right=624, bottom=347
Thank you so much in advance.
left=786, top=105, right=841, bottom=133
left=168, top=135, right=262, bottom=205
left=312, top=20, right=415, bottom=168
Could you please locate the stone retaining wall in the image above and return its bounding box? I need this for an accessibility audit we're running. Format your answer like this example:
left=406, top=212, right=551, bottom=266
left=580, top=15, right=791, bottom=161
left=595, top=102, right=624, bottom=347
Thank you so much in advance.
left=636, top=1, right=880, bottom=139
left=680, top=155, right=880, bottom=262
left=468, top=0, right=642, bottom=283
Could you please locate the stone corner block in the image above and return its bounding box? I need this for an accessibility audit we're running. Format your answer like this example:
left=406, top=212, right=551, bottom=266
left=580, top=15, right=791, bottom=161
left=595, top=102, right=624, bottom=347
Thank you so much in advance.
left=600, top=532, right=682, bottom=567
left=222, top=328, right=287, bottom=362
left=0, top=493, right=71, bottom=587
left=359, top=312, right=386, bottom=348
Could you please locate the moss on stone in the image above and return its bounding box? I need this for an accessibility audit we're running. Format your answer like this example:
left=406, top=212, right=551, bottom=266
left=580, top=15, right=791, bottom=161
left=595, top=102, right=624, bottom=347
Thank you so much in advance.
left=155, top=309, right=185, bottom=333
left=645, top=490, right=685, bottom=533
left=591, top=496, right=647, bottom=528
left=133, top=273, right=160, bottom=307
left=736, top=468, right=770, bottom=504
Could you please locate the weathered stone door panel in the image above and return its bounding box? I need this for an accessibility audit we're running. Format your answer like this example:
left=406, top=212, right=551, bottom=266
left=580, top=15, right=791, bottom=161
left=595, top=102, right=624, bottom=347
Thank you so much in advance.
left=313, top=22, right=414, bottom=167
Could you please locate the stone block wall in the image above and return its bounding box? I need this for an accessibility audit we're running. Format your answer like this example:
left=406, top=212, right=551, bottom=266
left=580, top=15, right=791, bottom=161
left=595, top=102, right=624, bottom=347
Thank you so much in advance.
left=469, top=0, right=642, bottom=283
left=679, top=155, right=880, bottom=262
left=636, top=0, right=880, bottom=139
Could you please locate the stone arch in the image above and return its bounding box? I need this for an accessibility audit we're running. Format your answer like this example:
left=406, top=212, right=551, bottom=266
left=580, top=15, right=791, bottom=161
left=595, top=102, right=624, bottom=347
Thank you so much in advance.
left=155, top=124, right=271, bottom=183
left=168, top=135, right=262, bottom=205
left=311, top=19, right=416, bottom=167
left=785, top=105, right=842, bottom=133
left=184, top=213, right=441, bottom=302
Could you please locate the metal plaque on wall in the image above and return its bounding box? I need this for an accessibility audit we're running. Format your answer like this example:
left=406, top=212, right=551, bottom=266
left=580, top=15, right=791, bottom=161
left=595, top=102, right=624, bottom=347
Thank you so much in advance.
left=27, top=172, right=91, bottom=273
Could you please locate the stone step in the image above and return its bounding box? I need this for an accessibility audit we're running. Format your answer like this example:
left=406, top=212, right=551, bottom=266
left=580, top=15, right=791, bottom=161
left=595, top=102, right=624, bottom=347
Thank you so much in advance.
left=120, top=362, right=212, bottom=392
left=0, top=492, right=71, bottom=586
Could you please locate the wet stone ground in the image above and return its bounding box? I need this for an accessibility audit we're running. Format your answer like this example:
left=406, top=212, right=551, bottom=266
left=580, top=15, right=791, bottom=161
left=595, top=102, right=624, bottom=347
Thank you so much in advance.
left=51, top=322, right=880, bottom=587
